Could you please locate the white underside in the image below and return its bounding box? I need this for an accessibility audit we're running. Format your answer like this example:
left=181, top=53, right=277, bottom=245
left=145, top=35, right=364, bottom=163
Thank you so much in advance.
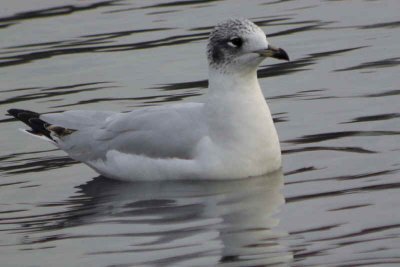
left=84, top=134, right=280, bottom=181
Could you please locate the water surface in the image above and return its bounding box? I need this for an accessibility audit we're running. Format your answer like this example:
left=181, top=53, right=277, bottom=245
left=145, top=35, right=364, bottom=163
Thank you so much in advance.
left=1, top=0, right=399, bottom=266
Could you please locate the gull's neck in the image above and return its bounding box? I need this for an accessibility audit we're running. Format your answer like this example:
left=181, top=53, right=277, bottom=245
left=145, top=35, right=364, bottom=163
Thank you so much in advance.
left=204, top=66, right=281, bottom=173
left=206, top=66, right=268, bottom=118
left=207, top=67, right=260, bottom=95
left=205, top=66, right=278, bottom=144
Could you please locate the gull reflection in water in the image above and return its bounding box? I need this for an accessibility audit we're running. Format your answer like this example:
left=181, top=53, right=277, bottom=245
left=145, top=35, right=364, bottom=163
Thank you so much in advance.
left=21, top=170, right=292, bottom=267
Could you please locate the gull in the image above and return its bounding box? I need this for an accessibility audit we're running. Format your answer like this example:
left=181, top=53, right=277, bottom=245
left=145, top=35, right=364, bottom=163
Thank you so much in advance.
left=7, top=18, right=289, bottom=181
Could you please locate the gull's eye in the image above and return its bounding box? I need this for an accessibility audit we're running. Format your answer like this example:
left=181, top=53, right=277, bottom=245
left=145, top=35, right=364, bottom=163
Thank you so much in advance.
left=227, top=37, right=243, bottom=48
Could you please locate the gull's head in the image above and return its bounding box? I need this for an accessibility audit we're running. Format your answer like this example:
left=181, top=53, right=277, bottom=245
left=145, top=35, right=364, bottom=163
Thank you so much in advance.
left=207, top=18, right=289, bottom=74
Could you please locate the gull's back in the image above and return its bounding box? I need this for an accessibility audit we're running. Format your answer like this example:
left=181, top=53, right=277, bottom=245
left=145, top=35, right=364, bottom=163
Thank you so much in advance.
left=41, top=102, right=206, bottom=162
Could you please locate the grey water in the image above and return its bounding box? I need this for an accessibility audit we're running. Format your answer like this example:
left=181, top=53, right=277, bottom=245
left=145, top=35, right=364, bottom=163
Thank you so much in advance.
left=1, top=0, right=399, bottom=266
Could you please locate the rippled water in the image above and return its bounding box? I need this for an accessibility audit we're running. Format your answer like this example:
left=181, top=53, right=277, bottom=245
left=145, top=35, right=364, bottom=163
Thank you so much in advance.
left=1, top=0, right=399, bottom=266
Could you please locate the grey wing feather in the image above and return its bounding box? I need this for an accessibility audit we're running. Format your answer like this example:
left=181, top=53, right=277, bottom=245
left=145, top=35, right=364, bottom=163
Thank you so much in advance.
left=45, top=103, right=207, bottom=161
left=95, top=103, right=207, bottom=159
left=41, top=110, right=116, bottom=130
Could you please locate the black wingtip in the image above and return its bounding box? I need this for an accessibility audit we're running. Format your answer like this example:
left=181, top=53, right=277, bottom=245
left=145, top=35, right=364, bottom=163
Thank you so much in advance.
left=28, top=118, right=52, bottom=139
left=7, top=108, right=53, bottom=140
left=8, top=108, right=40, bottom=118
left=7, top=108, right=40, bottom=125
left=7, top=108, right=23, bottom=117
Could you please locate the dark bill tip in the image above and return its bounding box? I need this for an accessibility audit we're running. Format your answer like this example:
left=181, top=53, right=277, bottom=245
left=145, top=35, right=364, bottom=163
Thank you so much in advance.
left=272, top=47, right=289, bottom=61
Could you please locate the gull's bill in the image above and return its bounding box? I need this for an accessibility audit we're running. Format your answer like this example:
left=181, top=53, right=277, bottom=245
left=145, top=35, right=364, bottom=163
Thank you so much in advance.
left=255, top=45, right=289, bottom=61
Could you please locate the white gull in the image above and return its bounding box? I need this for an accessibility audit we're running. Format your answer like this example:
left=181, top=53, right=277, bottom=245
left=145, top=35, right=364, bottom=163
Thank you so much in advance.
left=8, top=18, right=289, bottom=181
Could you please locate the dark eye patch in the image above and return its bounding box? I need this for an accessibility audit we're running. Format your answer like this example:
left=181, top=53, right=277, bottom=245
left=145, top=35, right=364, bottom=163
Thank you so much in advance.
left=228, top=37, right=243, bottom=48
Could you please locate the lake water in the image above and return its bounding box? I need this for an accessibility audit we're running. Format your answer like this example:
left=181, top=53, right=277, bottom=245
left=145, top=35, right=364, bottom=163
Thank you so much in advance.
left=1, top=0, right=399, bottom=266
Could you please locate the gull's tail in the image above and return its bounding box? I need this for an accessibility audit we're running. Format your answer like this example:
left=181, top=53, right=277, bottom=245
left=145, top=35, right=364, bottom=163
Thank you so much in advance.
left=7, top=109, right=75, bottom=143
